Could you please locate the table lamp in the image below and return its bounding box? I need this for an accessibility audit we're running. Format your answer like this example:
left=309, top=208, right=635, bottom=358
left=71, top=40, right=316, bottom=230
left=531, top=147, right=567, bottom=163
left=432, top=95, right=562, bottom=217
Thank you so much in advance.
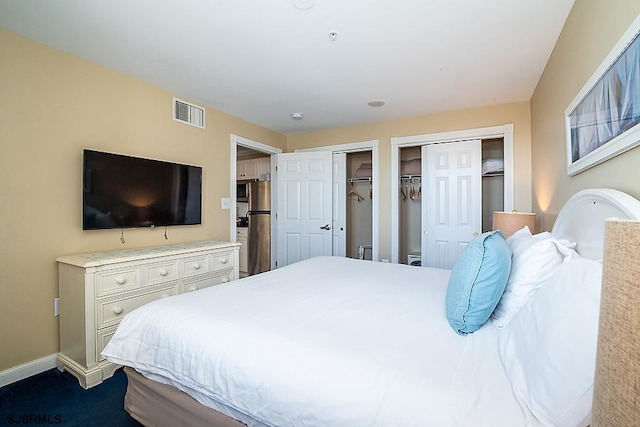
left=492, top=210, right=536, bottom=238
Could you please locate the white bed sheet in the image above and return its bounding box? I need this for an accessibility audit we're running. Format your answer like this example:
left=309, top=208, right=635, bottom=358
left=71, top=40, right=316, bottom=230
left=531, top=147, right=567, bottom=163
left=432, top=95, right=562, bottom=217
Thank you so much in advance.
left=103, top=256, right=528, bottom=426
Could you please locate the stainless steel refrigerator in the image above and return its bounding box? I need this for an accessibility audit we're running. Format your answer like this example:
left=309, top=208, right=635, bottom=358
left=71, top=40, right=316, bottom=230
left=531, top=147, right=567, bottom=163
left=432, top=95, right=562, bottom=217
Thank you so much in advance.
left=247, top=180, right=271, bottom=275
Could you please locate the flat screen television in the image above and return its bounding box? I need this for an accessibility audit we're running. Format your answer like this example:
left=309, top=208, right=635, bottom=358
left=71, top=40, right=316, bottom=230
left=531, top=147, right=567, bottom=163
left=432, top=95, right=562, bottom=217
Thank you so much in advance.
left=83, top=150, right=202, bottom=230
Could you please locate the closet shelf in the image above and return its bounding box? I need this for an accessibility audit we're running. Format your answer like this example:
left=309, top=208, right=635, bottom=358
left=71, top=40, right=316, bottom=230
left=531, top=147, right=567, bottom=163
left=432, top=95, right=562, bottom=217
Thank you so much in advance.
left=400, top=174, right=421, bottom=180
left=482, top=172, right=504, bottom=177
left=347, top=177, right=372, bottom=183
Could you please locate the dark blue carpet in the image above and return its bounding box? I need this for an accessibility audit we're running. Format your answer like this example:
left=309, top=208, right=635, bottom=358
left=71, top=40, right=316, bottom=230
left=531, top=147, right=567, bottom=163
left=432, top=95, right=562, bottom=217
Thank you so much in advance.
left=0, top=368, right=142, bottom=426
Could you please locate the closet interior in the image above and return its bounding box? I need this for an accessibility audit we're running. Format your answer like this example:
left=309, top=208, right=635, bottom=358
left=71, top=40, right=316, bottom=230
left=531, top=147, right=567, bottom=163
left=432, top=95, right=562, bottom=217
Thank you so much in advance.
left=399, top=146, right=422, bottom=266
left=481, top=138, right=504, bottom=232
left=398, top=139, right=505, bottom=265
left=346, top=151, right=373, bottom=260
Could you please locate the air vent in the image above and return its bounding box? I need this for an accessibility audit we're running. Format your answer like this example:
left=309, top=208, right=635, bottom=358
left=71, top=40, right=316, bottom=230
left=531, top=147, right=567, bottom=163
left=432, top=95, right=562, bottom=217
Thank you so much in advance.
left=173, top=98, right=205, bottom=129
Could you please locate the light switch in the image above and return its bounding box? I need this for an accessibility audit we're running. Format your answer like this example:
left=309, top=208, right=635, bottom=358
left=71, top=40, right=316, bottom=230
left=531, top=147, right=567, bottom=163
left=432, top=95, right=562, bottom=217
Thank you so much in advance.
left=221, top=198, right=231, bottom=209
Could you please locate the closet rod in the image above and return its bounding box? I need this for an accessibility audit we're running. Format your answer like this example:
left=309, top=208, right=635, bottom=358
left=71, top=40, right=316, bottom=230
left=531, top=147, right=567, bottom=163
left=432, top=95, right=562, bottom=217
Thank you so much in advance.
left=400, top=175, right=422, bottom=180
left=347, top=177, right=372, bottom=183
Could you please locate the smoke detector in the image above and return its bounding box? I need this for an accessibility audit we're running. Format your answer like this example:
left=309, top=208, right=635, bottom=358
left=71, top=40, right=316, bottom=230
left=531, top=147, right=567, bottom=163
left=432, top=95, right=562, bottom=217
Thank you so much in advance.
left=291, top=112, right=304, bottom=120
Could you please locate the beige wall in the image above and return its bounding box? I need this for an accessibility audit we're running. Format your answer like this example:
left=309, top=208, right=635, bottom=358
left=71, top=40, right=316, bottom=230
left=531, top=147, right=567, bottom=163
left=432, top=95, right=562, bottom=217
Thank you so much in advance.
left=287, top=101, right=532, bottom=260
left=0, top=29, right=286, bottom=371
left=531, top=0, right=640, bottom=231
left=2, top=9, right=559, bottom=372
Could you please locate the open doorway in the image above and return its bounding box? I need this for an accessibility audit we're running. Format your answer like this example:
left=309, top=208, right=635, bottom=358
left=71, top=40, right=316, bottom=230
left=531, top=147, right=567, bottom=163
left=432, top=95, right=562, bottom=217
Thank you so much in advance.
left=230, top=135, right=282, bottom=277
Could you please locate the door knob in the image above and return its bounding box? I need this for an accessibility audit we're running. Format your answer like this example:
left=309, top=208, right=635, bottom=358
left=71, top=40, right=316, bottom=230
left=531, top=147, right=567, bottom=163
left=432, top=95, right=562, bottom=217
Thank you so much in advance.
left=320, top=224, right=331, bottom=230
left=473, top=232, right=479, bottom=237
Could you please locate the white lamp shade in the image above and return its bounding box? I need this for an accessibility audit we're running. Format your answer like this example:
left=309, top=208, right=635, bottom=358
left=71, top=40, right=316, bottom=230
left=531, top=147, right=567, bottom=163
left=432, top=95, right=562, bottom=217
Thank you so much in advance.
left=492, top=211, right=536, bottom=237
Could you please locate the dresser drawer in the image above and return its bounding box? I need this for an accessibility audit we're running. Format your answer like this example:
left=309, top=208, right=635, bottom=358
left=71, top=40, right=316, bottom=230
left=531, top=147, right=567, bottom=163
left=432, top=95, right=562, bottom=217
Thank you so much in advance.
left=146, top=261, right=178, bottom=286
left=97, top=268, right=139, bottom=296
left=211, top=250, right=234, bottom=270
left=97, top=325, right=117, bottom=362
left=180, top=255, right=210, bottom=278
left=182, top=271, right=232, bottom=293
left=97, top=286, right=176, bottom=329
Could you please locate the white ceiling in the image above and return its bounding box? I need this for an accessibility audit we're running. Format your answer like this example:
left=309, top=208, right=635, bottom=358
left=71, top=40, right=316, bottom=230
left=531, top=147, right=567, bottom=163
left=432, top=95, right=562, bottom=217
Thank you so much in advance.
left=0, top=0, right=575, bottom=135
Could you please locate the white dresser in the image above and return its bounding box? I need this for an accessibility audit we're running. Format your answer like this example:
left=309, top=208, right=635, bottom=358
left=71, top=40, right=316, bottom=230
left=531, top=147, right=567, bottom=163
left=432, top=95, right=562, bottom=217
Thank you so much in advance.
left=57, top=240, right=240, bottom=388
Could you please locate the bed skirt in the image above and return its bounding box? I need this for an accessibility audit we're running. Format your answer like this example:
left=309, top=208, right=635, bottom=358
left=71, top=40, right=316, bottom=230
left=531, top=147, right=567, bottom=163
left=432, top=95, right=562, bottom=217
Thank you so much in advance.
left=123, top=367, right=247, bottom=427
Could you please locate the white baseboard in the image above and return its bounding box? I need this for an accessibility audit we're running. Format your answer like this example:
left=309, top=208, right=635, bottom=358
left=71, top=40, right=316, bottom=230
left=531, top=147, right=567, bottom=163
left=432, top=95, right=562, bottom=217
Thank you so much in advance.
left=0, top=354, right=58, bottom=388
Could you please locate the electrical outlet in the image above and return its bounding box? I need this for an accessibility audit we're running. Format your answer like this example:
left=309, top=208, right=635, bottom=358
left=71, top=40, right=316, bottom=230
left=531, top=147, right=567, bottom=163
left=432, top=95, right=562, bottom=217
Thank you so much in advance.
left=54, top=298, right=60, bottom=317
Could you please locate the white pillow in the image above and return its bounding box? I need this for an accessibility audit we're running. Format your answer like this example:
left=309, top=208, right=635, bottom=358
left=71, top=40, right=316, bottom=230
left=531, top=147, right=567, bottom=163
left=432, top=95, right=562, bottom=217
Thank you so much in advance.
left=492, top=231, right=572, bottom=328
left=498, top=255, right=602, bottom=427
left=505, top=225, right=534, bottom=249
left=506, top=225, right=554, bottom=249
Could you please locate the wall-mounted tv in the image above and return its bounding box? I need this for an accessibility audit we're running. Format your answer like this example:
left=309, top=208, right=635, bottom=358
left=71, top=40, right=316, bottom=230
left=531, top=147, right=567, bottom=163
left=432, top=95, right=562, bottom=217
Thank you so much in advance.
left=83, top=149, right=202, bottom=230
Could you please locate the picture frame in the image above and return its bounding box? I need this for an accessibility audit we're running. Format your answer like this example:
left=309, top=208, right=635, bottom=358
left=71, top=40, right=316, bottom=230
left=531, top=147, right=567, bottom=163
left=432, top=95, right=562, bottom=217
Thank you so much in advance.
left=565, top=14, right=640, bottom=176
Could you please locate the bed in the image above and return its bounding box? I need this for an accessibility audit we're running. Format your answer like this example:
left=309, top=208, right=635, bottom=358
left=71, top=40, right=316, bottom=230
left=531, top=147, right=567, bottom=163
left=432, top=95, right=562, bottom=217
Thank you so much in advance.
left=102, top=188, right=640, bottom=427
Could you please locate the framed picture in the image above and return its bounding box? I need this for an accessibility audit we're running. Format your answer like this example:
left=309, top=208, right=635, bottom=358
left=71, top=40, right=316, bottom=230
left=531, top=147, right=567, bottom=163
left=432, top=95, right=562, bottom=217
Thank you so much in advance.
left=565, top=14, right=640, bottom=176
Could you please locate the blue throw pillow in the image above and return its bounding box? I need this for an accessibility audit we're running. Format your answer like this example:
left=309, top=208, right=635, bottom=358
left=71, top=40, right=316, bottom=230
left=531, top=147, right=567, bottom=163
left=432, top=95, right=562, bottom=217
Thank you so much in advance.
left=446, top=230, right=512, bottom=335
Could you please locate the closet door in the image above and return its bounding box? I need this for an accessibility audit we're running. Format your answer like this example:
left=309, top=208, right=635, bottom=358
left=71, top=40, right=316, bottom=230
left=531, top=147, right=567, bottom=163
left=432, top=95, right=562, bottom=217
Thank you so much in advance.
left=421, top=140, right=482, bottom=269
left=332, top=153, right=347, bottom=257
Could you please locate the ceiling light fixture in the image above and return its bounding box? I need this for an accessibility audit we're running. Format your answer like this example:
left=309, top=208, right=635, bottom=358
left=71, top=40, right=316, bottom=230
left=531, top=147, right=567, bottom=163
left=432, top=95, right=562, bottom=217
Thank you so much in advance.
left=292, top=0, right=314, bottom=10
left=368, top=100, right=386, bottom=107
left=291, top=112, right=304, bottom=120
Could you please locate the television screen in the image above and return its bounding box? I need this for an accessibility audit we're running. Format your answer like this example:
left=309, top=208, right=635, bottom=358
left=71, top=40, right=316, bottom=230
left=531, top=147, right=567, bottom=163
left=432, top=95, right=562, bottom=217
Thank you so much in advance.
left=83, top=150, right=202, bottom=230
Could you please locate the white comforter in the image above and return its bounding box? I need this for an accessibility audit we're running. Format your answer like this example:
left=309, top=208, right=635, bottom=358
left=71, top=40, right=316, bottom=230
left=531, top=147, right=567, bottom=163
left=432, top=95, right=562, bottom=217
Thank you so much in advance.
left=103, top=256, right=527, bottom=426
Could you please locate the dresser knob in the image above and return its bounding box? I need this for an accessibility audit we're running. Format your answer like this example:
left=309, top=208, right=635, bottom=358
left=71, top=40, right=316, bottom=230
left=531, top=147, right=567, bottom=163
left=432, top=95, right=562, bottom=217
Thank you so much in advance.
left=116, top=277, right=126, bottom=285
left=222, top=278, right=229, bottom=283
left=159, top=269, right=168, bottom=276
left=112, top=306, right=123, bottom=315
left=192, top=263, right=201, bottom=270
left=161, top=293, right=170, bottom=298
left=189, top=285, right=198, bottom=291
left=220, top=258, right=228, bottom=264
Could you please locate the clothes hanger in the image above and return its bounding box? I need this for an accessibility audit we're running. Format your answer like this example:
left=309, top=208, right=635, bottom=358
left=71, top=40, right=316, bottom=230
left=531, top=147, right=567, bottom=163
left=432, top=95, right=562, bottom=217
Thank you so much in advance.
left=410, top=178, right=416, bottom=200
left=347, top=181, right=365, bottom=202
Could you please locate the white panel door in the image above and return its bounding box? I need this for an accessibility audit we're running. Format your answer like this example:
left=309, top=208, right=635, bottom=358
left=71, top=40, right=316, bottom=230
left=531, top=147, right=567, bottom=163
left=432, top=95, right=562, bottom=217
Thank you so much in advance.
left=276, top=151, right=333, bottom=268
left=332, top=153, right=347, bottom=257
left=421, top=140, right=482, bottom=269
